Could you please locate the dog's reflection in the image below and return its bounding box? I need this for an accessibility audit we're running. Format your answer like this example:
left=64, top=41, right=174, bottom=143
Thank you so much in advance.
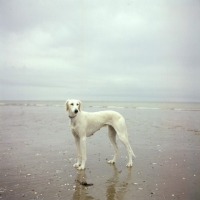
left=106, top=165, right=132, bottom=200
left=73, top=170, right=94, bottom=200
left=72, top=165, right=132, bottom=200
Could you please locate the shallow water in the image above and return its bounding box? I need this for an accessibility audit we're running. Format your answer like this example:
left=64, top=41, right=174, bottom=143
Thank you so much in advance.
left=1, top=100, right=200, bottom=111
left=0, top=102, right=200, bottom=199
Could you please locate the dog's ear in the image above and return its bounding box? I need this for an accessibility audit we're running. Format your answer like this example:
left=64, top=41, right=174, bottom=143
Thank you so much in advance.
left=78, top=100, right=82, bottom=111
left=65, top=100, right=70, bottom=111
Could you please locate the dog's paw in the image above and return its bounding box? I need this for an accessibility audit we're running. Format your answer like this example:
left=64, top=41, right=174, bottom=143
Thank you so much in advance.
left=107, top=160, right=115, bottom=164
left=126, top=162, right=133, bottom=167
left=77, top=166, right=85, bottom=170
left=73, top=163, right=80, bottom=168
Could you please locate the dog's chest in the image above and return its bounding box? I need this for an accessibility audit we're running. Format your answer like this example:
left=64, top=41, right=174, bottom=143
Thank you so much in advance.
left=70, top=122, right=80, bottom=136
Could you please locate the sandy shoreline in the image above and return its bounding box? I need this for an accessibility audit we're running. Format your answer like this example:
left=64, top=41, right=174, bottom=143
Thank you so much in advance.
left=0, top=104, right=200, bottom=199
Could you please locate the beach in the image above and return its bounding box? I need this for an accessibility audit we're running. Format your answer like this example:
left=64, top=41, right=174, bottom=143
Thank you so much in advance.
left=0, top=101, right=200, bottom=200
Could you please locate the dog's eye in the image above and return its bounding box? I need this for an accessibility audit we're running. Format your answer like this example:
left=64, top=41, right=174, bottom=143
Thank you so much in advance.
left=71, top=103, right=74, bottom=106
left=77, top=104, right=79, bottom=106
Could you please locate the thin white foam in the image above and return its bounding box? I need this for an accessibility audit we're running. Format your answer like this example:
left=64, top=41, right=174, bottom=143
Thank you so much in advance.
left=136, top=107, right=160, bottom=110
left=107, top=106, right=124, bottom=109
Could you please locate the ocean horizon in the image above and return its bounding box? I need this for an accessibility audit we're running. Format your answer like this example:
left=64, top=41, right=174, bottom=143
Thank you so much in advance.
left=0, top=100, right=200, bottom=111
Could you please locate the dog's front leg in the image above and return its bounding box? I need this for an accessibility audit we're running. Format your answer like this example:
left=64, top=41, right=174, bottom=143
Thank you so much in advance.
left=73, top=135, right=82, bottom=168
left=77, top=136, right=87, bottom=170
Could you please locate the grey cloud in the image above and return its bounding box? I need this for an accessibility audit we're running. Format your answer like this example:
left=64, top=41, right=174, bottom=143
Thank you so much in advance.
left=0, top=0, right=200, bottom=101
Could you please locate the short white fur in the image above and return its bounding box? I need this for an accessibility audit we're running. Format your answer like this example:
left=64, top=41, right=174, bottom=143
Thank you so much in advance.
left=65, top=99, right=136, bottom=170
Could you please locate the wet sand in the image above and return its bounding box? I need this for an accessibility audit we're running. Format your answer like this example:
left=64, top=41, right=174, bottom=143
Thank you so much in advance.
left=0, top=104, right=200, bottom=199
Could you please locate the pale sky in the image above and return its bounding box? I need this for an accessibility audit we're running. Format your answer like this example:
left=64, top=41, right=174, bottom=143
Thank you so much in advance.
left=0, top=0, right=200, bottom=101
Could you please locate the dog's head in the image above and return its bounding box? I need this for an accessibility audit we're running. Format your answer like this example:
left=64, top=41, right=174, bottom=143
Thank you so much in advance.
left=65, top=99, right=82, bottom=115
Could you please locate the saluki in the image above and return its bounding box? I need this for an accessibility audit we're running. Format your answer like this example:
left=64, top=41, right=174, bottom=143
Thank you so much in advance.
left=65, top=99, right=136, bottom=170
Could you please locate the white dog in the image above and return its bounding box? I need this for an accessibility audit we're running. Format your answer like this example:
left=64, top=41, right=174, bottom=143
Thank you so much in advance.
left=65, top=99, right=136, bottom=170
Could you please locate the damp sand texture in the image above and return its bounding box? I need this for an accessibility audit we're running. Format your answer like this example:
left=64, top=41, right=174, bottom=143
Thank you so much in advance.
left=0, top=101, right=200, bottom=199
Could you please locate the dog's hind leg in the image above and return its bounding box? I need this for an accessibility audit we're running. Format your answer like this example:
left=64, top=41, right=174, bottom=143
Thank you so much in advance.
left=107, top=125, right=118, bottom=164
left=118, top=134, right=135, bottom=167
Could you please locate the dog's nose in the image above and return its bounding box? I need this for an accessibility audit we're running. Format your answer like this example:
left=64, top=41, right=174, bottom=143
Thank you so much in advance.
left=74, top=109, right=78, bottom=114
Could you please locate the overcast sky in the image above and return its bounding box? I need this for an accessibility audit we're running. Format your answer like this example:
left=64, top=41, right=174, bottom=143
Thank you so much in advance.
left=0, top=0, right=200, bottom=102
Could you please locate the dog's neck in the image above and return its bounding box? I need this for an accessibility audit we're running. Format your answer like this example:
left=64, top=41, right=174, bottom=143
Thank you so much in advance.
left=69, top=115, right=77, bottom=119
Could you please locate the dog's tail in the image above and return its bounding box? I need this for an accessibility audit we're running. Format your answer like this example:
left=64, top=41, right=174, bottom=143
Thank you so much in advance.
left=126, top=138, right=136, bottom=158
left=130, top=147, right=136, bottom=158
left=126, top=130, right=136, bottom=158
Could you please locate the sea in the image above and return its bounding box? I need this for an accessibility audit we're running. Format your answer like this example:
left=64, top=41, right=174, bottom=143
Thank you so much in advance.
left=0, top=100, right=200, bottom=111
